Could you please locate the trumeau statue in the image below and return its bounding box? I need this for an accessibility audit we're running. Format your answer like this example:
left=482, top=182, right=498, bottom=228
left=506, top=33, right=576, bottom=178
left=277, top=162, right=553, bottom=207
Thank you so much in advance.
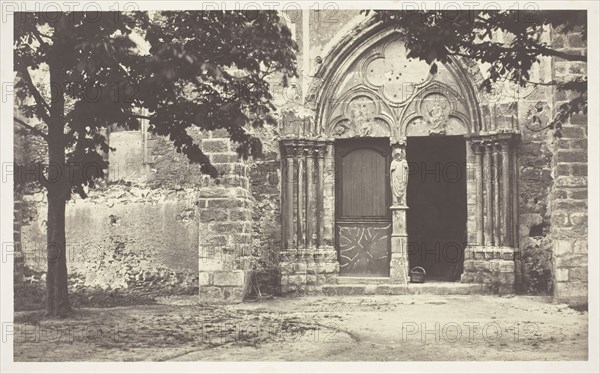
left=390, top=148, right=409, bottom=206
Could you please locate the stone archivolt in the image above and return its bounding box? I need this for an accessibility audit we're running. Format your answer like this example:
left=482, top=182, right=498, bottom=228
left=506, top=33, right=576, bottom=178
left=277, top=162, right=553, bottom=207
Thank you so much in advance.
left=321, top=38, right=473, bottom=140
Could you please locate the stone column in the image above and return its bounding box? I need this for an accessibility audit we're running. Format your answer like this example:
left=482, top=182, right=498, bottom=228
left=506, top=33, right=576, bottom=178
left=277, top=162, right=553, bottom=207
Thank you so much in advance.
left=306, top=147, right=314, bottom=248
left=461, top=133, right=520, bottom=294
left=474, top=143, right=484, bottom=246
left=316, top=146, right=325, bottom=248
left=484, top=143, right=493, bottom=246
left=285, top=151, right=295, bottom=249
left=501, top=141, right=511, bottom=246
left=511, top=143, right=519, bottom=249
left=296, top=147, right=304, bottom=248
left=390, top=205, right=409, bottom=284
left=493, top=142, right=501, bottom=246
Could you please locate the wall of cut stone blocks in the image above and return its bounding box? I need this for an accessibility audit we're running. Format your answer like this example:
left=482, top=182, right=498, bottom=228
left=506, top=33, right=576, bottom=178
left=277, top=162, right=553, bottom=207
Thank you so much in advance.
left=462, top=247, right=516, bottom=295
left=16, top=129, right=259, bottom=302
left=279, top=249, right=340, bottom=296
left=196, top=134, right=254, bottom=301
left=248, top=154, right=282, bottom=296
left=550, top=28, right=588, bottom=305
left=550, top=112, right=588, bottom=304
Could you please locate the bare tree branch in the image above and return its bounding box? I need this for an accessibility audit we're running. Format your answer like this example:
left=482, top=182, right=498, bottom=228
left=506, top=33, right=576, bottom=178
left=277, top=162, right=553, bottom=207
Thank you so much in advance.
left=536, top=44, right=586, bottom=62
left=524, top=80, right=557, bottom=87
left=129, top=114, right=151, bottom=120
left=17, top=67, right=53, bottom=124
left=14, top=116, right=48, bottom=140
left=31, top=26, right=50, bottom=48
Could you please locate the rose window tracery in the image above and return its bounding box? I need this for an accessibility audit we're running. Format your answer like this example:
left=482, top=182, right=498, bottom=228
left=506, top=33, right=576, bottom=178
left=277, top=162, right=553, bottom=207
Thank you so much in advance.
left=364, top=40, right=432, bottom=105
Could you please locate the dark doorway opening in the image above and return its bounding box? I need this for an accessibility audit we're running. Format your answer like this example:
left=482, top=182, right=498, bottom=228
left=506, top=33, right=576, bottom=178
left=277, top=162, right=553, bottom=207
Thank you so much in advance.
left=406, top=136, right=467, bottom=281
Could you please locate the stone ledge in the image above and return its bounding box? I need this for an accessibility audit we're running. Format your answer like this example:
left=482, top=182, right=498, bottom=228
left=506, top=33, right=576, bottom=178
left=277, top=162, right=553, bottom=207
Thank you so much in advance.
left=336, top=277, right=390, bottom=285
left=322, top=282, right=486, bottom=296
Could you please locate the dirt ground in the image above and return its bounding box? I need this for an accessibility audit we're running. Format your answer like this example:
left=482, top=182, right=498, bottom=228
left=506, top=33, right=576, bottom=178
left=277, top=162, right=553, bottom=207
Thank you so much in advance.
left=13, top=295, right=587, bottom=361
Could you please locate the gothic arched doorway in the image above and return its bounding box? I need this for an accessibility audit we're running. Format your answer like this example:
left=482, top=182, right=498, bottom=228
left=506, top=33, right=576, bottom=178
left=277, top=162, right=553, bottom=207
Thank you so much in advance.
left=279, top=23, right=520, bottom=294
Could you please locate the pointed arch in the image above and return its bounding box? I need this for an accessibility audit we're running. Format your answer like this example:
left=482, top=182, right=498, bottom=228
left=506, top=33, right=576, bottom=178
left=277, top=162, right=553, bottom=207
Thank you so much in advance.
left=308, top=18, right=485, bottom=137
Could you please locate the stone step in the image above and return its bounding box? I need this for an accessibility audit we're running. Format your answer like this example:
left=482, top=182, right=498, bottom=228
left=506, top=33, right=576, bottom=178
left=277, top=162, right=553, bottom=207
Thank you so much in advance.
left=322, top=282, right=486, bottom=296
left=336, top=276, right=390, bottom=285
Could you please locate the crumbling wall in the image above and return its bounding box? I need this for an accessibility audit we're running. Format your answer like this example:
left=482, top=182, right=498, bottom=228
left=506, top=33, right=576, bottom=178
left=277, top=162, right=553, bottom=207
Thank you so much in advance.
left=15, top=128, right=207, bottom=304
left=517, top=113, right=555, bottom=294
left=249, top=147, right=282, bottom=296
left=20, top=186, right=200, bottom=301
left=17, top=120, right=259, bottom=304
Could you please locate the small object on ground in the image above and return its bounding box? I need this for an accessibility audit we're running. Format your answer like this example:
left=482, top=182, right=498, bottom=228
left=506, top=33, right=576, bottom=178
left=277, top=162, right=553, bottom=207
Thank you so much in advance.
left=409, top=266, right=426, bottom=283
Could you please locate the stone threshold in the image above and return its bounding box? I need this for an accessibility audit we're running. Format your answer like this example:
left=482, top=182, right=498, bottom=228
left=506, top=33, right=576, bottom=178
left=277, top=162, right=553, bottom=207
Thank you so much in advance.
left=322, top=282, right=486, bottom=296
left=336, top=277, right=391, bottom=285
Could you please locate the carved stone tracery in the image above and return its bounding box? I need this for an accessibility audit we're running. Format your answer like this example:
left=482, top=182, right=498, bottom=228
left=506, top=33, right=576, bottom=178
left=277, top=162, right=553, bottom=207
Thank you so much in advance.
left=322, top=37, right=473, bottom=140
left=328, top=92, right=393, bottom=138
left=362, top=40, right=432, bottom=104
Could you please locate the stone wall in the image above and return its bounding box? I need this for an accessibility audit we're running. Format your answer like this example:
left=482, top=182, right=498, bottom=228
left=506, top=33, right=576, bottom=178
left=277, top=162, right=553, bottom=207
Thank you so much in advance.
left=196, top=134, right=254, bottom=301
left=517, top=105, right=555, bottom=294
left=249, top=152, right=282, bottom=296
left=271, top=12, right=588, bottom=302
left=20, top=186, right=200, bottom=298
left=550, top=28, right=588, bottom=305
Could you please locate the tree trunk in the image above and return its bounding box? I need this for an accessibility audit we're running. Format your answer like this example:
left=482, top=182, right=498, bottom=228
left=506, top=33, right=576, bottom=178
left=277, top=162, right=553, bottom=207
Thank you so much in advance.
left=45, top=16, right=71, bottom=317
left=46, top=188, right=70, bottom=316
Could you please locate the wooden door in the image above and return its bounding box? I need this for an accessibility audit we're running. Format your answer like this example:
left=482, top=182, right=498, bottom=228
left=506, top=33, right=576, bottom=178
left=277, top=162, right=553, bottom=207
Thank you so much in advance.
left=335, top=138, right=392, bottom=277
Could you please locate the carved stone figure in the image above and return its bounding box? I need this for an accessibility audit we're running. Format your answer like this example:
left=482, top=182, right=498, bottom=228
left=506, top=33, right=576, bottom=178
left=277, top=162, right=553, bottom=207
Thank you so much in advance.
left=425, top=100, right=448, bottom=135
left=390, top=148, right=409, bottom=206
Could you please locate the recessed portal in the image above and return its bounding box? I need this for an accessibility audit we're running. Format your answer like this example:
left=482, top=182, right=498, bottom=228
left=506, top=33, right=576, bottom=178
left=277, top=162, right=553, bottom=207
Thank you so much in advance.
left=406, top=136, right=467, bottom=281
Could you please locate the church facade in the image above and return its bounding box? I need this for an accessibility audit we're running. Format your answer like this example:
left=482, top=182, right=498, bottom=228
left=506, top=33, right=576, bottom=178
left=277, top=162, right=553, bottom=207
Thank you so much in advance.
left=15, top=11, right=588, bottom=305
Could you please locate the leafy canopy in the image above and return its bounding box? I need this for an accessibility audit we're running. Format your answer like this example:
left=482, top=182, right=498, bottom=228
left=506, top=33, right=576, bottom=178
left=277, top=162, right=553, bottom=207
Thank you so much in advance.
left=366, top=10, right=587, bottom=133
left=14, top=11, right=298, bottom=196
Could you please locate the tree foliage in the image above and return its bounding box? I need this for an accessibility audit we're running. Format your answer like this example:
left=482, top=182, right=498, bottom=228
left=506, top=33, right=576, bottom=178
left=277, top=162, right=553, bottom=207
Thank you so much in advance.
left=366, top=9, right=587, bottom=134
left=13, top=11, right=297, bottom=316
left=15, top=11, right=297, bottom=191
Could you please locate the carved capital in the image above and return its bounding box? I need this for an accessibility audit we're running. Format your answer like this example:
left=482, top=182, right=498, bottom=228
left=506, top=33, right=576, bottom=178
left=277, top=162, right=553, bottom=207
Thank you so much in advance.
left=391, top=136, right=407, bottom=147
left=468, top=132, right=520, bottom=150
left=280, top=138, right=331, bottom=159
left=470, top=140, right=484, bottom=155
